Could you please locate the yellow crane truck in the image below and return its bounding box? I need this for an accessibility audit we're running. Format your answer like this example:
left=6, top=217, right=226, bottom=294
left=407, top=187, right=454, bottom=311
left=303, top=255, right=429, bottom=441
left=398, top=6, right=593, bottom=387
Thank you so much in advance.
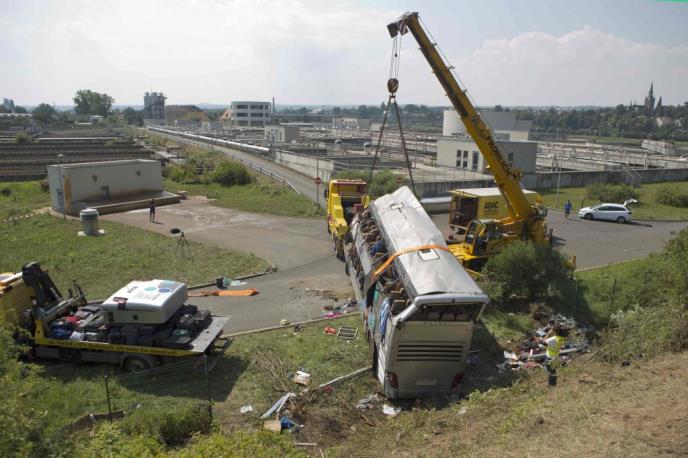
left=449, top=188, right=540, bottom=235
left=325, top=179, right=370, bottom=260
left=5, top=262, right=229, bottom=373
left=389, top=12, right=562, bottom=274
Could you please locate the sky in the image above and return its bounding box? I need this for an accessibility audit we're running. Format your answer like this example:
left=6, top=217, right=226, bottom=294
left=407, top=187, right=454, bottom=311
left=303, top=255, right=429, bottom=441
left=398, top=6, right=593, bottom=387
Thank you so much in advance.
left=1, top=0, right=687, bottom=108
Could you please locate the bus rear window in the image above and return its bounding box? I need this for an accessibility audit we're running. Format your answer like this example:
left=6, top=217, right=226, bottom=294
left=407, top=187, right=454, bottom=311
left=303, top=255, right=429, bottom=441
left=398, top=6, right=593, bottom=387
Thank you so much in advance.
left=407, top=303, right=482, bottom=322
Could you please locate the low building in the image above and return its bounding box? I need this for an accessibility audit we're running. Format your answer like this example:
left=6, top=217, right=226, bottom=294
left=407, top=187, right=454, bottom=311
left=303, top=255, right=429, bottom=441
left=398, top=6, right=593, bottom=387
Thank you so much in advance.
left=443, top=109, right=532, bottom=141
left=221, top=101, right=271, bottom=127
left=436, top=137, right=537, bottom=174
left=264, top=124, right=300, bottom=143
left=47, top=159, right=179, bottom=216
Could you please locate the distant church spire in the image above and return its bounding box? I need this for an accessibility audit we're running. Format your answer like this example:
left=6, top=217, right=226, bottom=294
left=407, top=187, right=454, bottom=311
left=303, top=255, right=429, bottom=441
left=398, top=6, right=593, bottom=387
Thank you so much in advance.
left=644, top=82, right=656, bottom=116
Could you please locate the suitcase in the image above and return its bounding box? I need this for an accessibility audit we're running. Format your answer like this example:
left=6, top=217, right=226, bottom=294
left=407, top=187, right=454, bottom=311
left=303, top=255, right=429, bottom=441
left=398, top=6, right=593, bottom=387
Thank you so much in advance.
left=180, top=304, right=198, bottom=315
left=177, top=314, right=195, bottom=330
left=162, top=335, right=192, bottom=350
left=191, top=310, right=211, bottom=330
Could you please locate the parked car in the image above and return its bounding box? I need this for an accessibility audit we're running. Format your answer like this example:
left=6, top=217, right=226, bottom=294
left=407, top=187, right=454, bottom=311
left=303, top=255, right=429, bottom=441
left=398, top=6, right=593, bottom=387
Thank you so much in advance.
left=578, top=203, right=632, bottom=223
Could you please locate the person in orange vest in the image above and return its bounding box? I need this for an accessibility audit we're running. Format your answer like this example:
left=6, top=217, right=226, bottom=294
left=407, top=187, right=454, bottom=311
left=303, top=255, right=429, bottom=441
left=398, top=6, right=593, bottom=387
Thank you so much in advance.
left=540, top=324, right=569, bottom=386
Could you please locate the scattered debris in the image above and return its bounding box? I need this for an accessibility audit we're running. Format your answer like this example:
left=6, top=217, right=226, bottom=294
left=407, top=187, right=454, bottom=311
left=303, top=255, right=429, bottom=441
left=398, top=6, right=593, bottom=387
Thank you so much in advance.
left=279, top=416, right=302, bottom=431
left=293, top=324, right=304, bottom=333
left=323, top=326, right=337, bottom=335
left=458, top=406, right=467, bottom=415
left=294, top=442, right=318, bottom=447
left=356, top=394, right=379, bottom=410
left=280, top=319, right=291, bottom=326
left=337, top=326, right=358, bottom=341
left=264, top=420, right=282, bottom=432
left=292, top=370, right=311, bottom=386
left=261, top=392, right=296, bottom=419
left=382, top=404, right=401, bottom=417
left=189, top=289, right=258, bottom=297
left=305, top=288, right=337, bottom=300
left=240, top=405, right=254, bottom=414
left=317, top=366, right=372, bottom=391
left=323, top=311, right=344, bottom=318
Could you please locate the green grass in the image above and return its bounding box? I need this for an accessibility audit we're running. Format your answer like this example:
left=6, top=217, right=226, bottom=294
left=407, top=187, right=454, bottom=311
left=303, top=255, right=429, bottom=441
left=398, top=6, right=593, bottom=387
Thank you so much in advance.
left=164, top=178, right=322, bottom=218
left=1, top=214, right=269, bottom=299
left=538, top=180, right=688, bottom=220
left=0, top=181, right=51, bottom=220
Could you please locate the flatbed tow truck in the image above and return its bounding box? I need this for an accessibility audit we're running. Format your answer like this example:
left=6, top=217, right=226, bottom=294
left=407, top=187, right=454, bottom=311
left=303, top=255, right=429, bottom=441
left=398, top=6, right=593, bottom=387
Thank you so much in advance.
left=9, top=262, right=229, bottom=372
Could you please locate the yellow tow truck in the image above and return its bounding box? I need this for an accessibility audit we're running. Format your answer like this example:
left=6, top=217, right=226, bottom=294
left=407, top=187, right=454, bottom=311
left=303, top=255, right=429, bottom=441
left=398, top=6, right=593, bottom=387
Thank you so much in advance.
left=325, top=179, right=370, bottom=260
left=5, top=262, right=229, bottom=372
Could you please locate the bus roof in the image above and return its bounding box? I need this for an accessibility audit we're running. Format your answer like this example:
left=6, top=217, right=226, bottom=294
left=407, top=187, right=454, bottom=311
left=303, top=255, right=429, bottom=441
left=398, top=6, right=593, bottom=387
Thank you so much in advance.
left=370, top=186, right=487, bottom=300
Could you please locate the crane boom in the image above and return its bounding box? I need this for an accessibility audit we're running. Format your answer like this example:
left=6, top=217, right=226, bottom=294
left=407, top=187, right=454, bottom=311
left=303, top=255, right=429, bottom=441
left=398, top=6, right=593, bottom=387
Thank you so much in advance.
left=388, top=12, right=533, bottom=221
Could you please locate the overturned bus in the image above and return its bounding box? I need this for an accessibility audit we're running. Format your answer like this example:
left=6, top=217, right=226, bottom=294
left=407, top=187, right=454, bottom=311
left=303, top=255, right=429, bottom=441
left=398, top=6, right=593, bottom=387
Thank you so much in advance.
left=344, top=186, right=489, bottom=399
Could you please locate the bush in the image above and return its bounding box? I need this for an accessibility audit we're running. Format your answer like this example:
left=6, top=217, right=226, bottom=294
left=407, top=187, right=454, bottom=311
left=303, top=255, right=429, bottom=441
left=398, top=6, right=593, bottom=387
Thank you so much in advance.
left=14, top=132, right=32, bottom=143
left=210, top=161, right=252, bottom=187
left=654, top=186, right=688, bottom=208
left=585, top=183, right=638, bottom=203
left=167, top=164, right=198, bottom=183
left=75, top=422, right=163, bottom=458
left=0, top=187, right=11, bottom=197
left=483, top=241, right=571, bottom=303
left=119, top=403, right=212, bottom=445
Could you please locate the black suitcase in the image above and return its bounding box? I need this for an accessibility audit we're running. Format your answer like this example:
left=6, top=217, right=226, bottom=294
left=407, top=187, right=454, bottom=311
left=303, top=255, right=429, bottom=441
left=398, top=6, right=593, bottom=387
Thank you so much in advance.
left=177, top=314, right=194, bottom=329
left=191, top=310, right=211, bottom=330
left=180, top=304, right=198, bottom=315
left=162, top=335, right=192, bottom=350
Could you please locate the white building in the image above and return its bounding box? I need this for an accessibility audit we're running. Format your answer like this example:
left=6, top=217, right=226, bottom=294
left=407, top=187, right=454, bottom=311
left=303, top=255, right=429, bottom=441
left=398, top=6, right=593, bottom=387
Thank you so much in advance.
left=221, top=101, right=271, bottom=127
left=264, top=125, right=300, bottom=143
left=47, top=159, right=177, bottom=215
left=443, top=109, right=532, bottom=141
left=436, top=137, right=537, bottom=174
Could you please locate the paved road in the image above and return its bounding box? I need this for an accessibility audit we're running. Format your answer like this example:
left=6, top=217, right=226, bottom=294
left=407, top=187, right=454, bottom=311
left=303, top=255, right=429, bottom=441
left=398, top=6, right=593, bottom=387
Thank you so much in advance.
left=103, top=198, right=353, bottom=334
left=431, top=211, right=687, bottom=270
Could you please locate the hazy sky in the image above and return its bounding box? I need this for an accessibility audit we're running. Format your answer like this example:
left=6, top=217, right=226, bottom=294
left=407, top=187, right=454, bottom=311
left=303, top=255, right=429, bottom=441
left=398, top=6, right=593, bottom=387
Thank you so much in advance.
left=2, top=0, right=687, bottom=107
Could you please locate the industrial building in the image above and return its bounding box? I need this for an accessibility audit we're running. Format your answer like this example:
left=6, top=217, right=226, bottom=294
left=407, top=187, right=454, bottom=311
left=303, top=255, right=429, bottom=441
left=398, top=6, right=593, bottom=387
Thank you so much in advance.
left=143, top=92, right=166, bottom=124
left=332, top=117, right=371, bottom=130
left=265, top=124, right=300, bottom=143
left=47, top=159, right=179, bottom=216
left=443, top=109, right=532, bottom=141
left=220, top=101, right=271, bottom=127
left=164, top=105, right=209, bottom=127
left=436, top=137, right=537, bottom=174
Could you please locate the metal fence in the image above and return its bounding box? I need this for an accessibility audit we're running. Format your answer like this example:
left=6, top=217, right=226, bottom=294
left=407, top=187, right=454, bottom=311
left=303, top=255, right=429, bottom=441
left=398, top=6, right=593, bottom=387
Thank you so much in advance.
left=44, top=356, right=212, bottom=431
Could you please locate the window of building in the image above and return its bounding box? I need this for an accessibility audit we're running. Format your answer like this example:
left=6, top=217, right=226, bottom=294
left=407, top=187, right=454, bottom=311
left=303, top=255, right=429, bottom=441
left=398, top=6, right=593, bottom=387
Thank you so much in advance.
left=236, top=105, right=248, bottom=109
left=236, top=112, right=247, bottom=117
left=463, top=160, right=468, bottom=168
left=508, top=152, right=514, bottom=167
left=456, top=159, right=461, bottom=168
left=250, top=105, right=264, bottom=110
left=463, top=150, right=468, bottom=158
left=472, top=151, right=479, bottom=171
left=456, top=149, right=461, bottom=158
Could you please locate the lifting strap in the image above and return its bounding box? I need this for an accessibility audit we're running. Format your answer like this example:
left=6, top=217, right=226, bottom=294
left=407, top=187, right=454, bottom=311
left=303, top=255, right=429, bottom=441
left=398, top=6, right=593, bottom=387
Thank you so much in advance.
left=189, top=289, right=259, bottom=297
left=373, top=244, right=450, bottom=280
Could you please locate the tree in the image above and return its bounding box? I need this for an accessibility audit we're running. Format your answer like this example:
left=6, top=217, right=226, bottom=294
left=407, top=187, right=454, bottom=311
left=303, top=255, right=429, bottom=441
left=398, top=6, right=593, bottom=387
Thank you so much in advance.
left=73, top=89, right=114, bottom=116
left=32, top=103, right=57, bottom=126
left=122, top=107, right=143, bottom=126
left=14, top=106, right=28, bottom=113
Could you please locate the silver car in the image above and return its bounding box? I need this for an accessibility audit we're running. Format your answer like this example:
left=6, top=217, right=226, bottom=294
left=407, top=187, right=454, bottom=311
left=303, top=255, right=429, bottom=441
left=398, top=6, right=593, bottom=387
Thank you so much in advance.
left=578, top=203, right=632, bottom=223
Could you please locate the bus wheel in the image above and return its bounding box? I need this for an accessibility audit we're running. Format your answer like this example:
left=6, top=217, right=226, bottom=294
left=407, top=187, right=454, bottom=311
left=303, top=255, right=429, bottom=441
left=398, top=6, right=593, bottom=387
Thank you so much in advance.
left=124, top=356, right=153, bottom=373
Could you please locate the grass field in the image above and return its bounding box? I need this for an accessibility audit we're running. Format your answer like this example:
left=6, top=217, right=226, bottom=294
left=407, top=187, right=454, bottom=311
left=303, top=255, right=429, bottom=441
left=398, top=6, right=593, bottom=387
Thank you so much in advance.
left=164, top=178, right=321, bottom=218
left=538, top=180, right=688, bottom=220
left=0, top=181, right=50, bottom=220
left=1, top=214, right=269, bottom=299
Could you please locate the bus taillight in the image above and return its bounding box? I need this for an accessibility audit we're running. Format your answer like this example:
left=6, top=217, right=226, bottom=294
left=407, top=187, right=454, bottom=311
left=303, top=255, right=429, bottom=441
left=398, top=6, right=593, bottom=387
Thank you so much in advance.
left=385, top=371, right=398, bottom=389
left=451, top=373, right=464, bottom=389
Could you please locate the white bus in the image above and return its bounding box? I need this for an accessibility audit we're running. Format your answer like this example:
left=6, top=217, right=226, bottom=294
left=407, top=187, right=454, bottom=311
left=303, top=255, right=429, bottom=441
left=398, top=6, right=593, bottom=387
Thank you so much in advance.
left=345, top=186, right=489, bottom=399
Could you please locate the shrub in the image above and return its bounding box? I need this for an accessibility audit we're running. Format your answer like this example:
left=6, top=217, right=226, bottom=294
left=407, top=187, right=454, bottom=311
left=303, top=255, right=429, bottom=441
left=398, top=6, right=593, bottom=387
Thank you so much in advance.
left=585, top=183, right=638, bottom=203
left=654, top=186, right=688, bottom=208
left=177, top=430, right=303, bottom=458
left=167, top=164, right=198, bottom=183
left=483, top=241, right=571, bottom=303
left=210, top=161, right=252, bottom=187
left=336, top=169, right=408, bottom=198
left=75, top=422, right=163, bottom=458
left=119, top=403, right=212, bottom=445
left=0, top=187, right=11, bottom=197
left=15, top=132, right=32, bottom=143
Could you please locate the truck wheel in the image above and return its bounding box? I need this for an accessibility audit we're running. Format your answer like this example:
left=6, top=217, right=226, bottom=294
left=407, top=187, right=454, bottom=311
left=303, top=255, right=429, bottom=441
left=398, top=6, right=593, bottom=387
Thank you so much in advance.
left=124, top=356, right=153, bottom=373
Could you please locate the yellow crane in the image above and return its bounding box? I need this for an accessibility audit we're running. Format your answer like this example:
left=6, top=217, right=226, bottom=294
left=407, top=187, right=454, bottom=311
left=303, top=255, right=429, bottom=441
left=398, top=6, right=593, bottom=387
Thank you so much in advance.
left=388, top=12, right=554, bottom=274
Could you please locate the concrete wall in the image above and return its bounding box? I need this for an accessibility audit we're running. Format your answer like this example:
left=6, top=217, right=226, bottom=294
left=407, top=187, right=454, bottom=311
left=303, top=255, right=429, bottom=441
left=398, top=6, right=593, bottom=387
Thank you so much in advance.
left=522, top=167, right=688, bottom=189
left=272, top=149, right=335, bottom=183
left=416, top=178, right=496, bottom=198
left=443, top=109, right=532, bottom=137
left=265, top=125, right=300, bottom=143
left=48, top=160, right=163, bottom=212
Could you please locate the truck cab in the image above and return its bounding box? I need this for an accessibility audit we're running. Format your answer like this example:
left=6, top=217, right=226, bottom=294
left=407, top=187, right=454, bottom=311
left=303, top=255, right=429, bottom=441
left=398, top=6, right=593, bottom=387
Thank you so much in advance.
left=326, top=179, right=370, bottom=259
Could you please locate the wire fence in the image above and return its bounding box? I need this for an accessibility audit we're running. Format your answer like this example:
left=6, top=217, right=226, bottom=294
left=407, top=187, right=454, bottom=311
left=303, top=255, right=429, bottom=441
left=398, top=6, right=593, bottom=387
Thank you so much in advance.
left=43, top=356, right=212, bottom=431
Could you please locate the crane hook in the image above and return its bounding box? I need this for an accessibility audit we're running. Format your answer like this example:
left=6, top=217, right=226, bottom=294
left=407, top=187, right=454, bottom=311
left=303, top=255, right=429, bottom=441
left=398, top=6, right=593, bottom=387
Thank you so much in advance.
left=387, top=78, right=399, bottom=95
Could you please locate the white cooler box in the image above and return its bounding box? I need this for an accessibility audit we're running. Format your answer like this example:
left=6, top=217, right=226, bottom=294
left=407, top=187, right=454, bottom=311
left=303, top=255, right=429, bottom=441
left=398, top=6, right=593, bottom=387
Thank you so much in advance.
left=102, top=280, right=188, bottom=324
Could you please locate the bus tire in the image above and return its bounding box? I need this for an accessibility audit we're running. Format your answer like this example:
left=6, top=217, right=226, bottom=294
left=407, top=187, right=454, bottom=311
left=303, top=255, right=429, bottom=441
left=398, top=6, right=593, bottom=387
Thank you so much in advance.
left=124, top=355, right=154, bottom=373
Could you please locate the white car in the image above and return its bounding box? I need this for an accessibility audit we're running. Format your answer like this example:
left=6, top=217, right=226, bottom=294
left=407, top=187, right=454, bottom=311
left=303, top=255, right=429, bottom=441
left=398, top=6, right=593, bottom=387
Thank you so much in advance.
left=578, top=203, right=632, bottom=223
